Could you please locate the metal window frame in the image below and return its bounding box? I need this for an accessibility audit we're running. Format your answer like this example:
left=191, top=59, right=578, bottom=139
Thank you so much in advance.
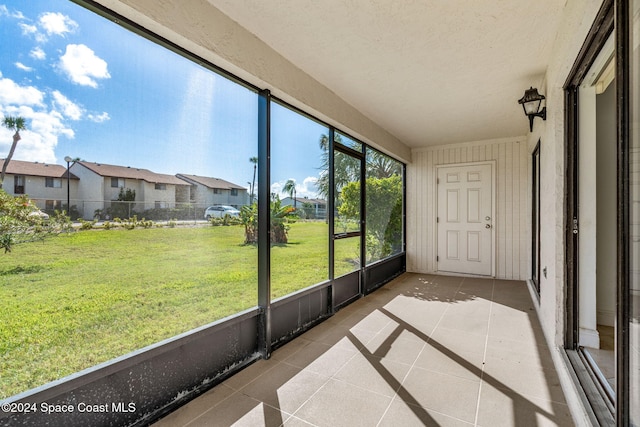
left=531, top=140, right=541, bottom=294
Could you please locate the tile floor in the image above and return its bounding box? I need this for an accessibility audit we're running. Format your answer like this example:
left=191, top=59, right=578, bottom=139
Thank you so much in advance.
left=153, top=273, right=574, bottom=426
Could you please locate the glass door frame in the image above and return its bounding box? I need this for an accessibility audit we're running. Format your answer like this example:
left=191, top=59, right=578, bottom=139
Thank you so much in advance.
left=615, top=1, right=633, bottom=424
left=564, top=0, right=637, bottom=425
left=563, top=0, right=617, bottom=424
left=329, top=128, right=366, bottom=309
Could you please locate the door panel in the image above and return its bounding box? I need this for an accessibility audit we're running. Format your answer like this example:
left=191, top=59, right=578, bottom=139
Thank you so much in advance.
left=468, top=189, right=480, bottom=222
left=447, top=190, right=459, bottom=222
left=332, top=146, right=362, bottom=307
left=437, top=163, right=493, bottom=276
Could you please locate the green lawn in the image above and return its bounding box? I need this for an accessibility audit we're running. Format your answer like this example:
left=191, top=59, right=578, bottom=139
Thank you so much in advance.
left=0, top=222, right=357, bottom=398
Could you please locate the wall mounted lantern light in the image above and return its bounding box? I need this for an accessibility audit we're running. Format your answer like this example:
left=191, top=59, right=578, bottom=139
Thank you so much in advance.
left=518, top=87, right=547, bottom=131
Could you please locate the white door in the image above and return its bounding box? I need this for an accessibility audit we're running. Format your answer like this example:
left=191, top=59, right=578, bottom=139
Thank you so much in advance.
left=437, top=163, right=493, bottom=276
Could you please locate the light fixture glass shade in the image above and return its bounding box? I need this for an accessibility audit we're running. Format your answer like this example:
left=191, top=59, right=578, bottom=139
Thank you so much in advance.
left=518, top=87, right=545, bottom=114
left=518, top=87, right=547, bottom=131
left=523, top=100, right=541, bottom=115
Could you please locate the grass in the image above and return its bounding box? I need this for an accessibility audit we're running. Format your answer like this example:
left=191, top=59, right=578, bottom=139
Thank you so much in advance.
left=0, top=221, right=357, bottom=398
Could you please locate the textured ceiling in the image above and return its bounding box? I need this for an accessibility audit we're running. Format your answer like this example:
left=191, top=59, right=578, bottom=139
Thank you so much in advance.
left=208, top=0, right=567, bottom=148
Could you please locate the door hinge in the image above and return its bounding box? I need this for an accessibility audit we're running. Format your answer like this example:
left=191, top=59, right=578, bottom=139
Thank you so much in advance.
left=436, top=217, right=439, bottom=223
left=436, top=255, right=439, bottom=262
left=437, top=178, right=440, bottom=184
left=572, top=218, right=578, bottom=235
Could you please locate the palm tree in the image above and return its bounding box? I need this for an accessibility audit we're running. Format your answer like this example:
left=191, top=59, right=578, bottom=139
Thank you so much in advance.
left=1, top=116, right=27, bottom=190
left=282, top=179, right=297, bottom=210
left=249, top=156, right=258, bottom=204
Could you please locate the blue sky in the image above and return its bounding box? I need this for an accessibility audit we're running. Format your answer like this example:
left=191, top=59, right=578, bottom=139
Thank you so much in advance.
left=0, top=0, right=327, bottom=198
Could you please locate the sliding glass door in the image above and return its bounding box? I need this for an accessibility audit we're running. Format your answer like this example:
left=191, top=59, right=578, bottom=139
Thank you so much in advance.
left=625, top=1, right=640, bottom=424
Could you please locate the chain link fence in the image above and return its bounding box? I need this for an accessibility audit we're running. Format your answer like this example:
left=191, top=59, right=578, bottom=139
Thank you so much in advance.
left=30, top=199, right=328, bottom=222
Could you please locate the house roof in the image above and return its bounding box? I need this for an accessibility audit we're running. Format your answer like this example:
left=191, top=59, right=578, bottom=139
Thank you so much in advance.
left=284, top=196, right=326, bottom=206
left=77, top=161, right=188, bottom=185
left=177, top=174, right=246, bottom=190
left=0, top=158, right=79, bottom=180
left=300, top=198, right=326, bottom=206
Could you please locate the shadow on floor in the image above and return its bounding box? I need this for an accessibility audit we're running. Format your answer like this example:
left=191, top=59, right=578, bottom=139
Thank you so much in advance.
left=153, top=273, right=573, bottom=427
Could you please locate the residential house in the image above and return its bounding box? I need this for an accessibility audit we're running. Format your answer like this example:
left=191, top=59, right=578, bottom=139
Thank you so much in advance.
left=0, top=158, right=79, bottom=212
left=281, top=196, right=326, bottom=219
left=70, top=161, right=191, bottom=219
left=176, top=173, right=249, bottom=209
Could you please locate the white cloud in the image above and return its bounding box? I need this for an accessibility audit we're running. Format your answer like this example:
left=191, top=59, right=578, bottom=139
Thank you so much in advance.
left=300, top=176, right=319, bottom=198
left=30, top=47, right=46, bottom=60
left=0, top=5, right=25, bottom=19
left=38, top=12, right=78, bottom=36
left=0, top=77, right=44, bottom=106
left=15, top=62, right=33, bottom=72
left=19, top=22, right=37, bottom=36
left=58, top=44, right=110, bottom=88
left=87, top=112, right=110, bottom=123
left=0, top=105, right=73, bottom=164
left=0, top=78, right=76, bottom=164
left=271, top=176, right=319, bottom=199
left=51, top=90, right=83, bottom=120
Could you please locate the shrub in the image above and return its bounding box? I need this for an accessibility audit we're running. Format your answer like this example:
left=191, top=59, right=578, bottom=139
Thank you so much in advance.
left=240, top=203, right=257, bottom=244
left=0, top=190, right=71, bottom=252
left=240, top=196, right=293, bottom=244
left=139, top=218, right=154, bottom=229
left=79, top=219, right=96, bottom=230
left=209, top=215, right=242, bottom=227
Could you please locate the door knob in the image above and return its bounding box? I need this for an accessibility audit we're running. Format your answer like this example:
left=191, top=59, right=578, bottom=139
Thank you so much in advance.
left=485, top=224, right=491, bottom=229
left=485, top=216, right=491, bottom=221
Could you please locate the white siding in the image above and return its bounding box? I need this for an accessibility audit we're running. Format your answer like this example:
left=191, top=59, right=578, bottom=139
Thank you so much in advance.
left=407, top=137, right=530, bottom=280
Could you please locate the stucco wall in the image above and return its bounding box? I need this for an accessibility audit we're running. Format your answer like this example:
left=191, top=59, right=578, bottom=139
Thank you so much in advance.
left=527, top=0, right=605, bottom=349
left=141, top=182, right=177, bottom=210
left=2, top=173, right=78, bottom=210
left=69, top=163, right=105, bottom=219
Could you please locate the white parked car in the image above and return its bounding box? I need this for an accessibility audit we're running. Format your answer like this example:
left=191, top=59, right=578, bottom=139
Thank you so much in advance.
left=204, top=205, right=240, bottom=220
left=28, top=209, right=49, bottom=220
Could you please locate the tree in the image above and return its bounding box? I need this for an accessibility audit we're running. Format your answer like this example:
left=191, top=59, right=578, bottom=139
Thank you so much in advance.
left=107, top=187, right=136, bottom=219
left=282, top=179, right=297, bottom=210
left=0, top=189, right=71, bottom=253
left=316, top=134, right=400, bottom=200
left=249, top=156, right=258, bottom=204
left=301, top=201, right=315, bottom=219
left=0, top=116, right=27, bottom=190
left=338, top=175, right=402, bottom=262
left=366, top=149, right=403, bottom=178
left=316, top=133, right=360, bottom=200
